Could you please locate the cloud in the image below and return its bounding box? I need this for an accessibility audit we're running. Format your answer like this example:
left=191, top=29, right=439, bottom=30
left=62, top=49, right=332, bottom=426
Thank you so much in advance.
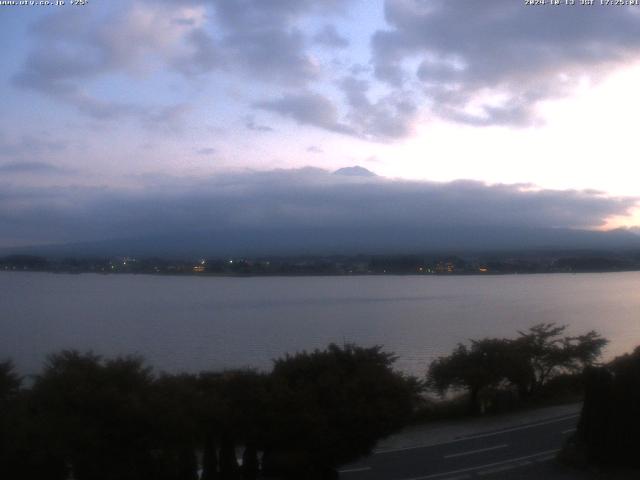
left=339, top=76, right=417, bottom=140
left=209, top=0, right=350, bottom=34
left=1, top=168, right=637, bottom=252
left=0, top=134, right=66, bottom=158
left=210, top=0, right=354, bottom=85
left=257, top=83, right=417, bottom=141
left=307, top=145, right=323, bottom=153
left=172, top=28, right=223, bottom=76
left=313, top=25, right=349, bottom=48
left=372, top=0, right=640, bottom=125
left=141, top=104, right=192, bottom=133
left=222, top=28, right=319, bottom=86
left=13, top=3, right=206, bottom=126
left=256, top=92, right=354, bottom=135
left=244, top=115, right=274, bottom=132
left=25, top=2, right=211, bottom=80
left=196, top=148, right=216, bottom=156
left=11, top=0, right=640, bottom=144
left=0, top=162, right=70, bottom=175
left=12, top=0, right=358, bottom=134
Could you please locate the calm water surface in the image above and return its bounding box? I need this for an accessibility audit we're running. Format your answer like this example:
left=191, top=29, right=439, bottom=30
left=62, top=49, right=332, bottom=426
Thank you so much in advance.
left=2, top=271, right=639, bottom=376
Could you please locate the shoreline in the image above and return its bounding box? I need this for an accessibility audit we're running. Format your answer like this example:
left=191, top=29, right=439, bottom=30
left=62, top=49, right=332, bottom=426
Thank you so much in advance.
left=2, top=269, right=640, bottom=278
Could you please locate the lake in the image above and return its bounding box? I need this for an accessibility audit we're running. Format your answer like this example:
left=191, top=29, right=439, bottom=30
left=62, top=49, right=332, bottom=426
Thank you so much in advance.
left=2, top=271, right=639, bottom=376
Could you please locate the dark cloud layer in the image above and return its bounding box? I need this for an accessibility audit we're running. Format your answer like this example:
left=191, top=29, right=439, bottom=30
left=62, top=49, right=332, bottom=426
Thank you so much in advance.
left=0, top=135, right=66, bottom=158
left=0, top=162, right=69, bottom=175
left=1, top=168, right=636, bottom=252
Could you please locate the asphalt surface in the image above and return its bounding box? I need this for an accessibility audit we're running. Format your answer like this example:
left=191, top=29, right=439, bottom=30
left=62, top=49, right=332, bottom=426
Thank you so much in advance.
left=338, top=412, right=579, bottom=480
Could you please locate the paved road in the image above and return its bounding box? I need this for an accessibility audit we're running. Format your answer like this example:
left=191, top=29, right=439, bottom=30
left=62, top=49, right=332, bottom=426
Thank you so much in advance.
left=338, top=413, right=579, bottom=480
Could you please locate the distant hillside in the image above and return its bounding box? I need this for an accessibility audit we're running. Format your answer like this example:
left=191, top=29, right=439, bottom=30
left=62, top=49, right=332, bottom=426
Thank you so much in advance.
left=4, top=225, right=640, bottom=259
left=3, top=168, right=638, bottom=259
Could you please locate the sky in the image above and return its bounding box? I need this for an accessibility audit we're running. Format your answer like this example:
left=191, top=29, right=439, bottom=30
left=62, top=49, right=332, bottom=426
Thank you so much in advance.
left=2, top=0, right=640, bottom=251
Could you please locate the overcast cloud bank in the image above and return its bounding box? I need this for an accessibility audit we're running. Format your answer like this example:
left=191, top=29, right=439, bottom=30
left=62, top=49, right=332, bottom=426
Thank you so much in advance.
left=1, top=168, right=637, bottom=254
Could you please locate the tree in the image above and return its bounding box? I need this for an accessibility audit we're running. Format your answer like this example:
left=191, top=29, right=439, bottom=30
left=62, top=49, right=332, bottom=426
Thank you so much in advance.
left=1, top=344, right=423, bottom=480
left=263, top=344, right=422, bottom=479
left=30, top=351, right=157, bottom=480
left=0, top=360, right=30, bottom=479
left=197, top=370, right=270, bottom=480
left=427, top=324, right=608, bottom=413
left=0, top=360, right=21, bottom=401
left=573, top=346, right=640, bottom=467
left=427, top=339, right=517, bottom=414
left=149, top=373, right=200, bottom=480
left=513, top=323, right=607, bottom=397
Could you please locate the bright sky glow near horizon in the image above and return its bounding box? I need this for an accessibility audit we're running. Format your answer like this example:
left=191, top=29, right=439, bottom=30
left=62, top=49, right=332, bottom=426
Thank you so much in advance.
left=2, top=0, right=640, bottom=249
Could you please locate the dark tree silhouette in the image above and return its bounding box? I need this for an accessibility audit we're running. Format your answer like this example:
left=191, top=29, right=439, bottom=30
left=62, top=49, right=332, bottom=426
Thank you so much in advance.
left=513, top=324, right=607, bottom=397
left=573, top=346, right=640, bottom=467
left=29, top=351, right=157, bottom=480
left=262, top=343, right=422, bottom=479
left=1, top=344, right=421, bottom=480
left=0, top=360, right=34, bottom=479
left=0, top=360, right=21, bottom=401
left=427, top=339, right=517, bottom=414
left=149, top=373, right=200, bottom=480
left=427, top=324, right=607, bottom=413
left=198, top=370, right=269, bottom=480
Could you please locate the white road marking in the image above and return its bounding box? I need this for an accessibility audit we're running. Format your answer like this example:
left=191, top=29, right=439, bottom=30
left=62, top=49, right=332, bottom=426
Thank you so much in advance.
left=447, top=414, right=579, bottom=443
left=561, top=428, right=576, bottom=434
left=534, top=453, right=558, bottom=462
left=339, top=466, right=372, bottom=474
left=443, top=444, right=508, bottom=459
left=477, top=463, right=520, bottom=476
left=397, top=448, right=560, bottom=480
left=376, top=413, right=579, bottom=454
